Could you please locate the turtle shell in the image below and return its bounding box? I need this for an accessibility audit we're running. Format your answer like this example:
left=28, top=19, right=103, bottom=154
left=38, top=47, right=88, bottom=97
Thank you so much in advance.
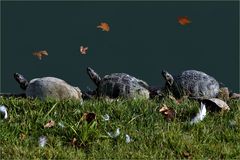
left=98, top=73, right=149, bottom=99
left=26, top=77, right=82, bottom=101
left=170, top=70, right=219, bottom=99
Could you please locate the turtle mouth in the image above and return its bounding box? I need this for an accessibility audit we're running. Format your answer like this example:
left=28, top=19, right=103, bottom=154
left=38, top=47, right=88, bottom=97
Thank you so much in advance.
left=161, top=70, right=168, bottom=77
left=14, top=73, right=22, bottom=83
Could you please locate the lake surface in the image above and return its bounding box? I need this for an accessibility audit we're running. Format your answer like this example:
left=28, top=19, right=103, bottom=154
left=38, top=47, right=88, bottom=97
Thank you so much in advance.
left=1, top=1, right=239, bottom=94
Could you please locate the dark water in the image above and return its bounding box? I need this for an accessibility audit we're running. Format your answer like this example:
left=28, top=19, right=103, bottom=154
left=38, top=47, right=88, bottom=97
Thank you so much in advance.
left=1, top=1, right=239, bottom=94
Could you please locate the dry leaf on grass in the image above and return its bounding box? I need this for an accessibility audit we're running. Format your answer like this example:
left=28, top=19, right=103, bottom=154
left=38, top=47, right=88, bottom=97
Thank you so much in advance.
left=159, top=104, right=176, bottom=121
left=81, top=112, right=96, bottom=123
left=44, top=120, right=55, bottom=128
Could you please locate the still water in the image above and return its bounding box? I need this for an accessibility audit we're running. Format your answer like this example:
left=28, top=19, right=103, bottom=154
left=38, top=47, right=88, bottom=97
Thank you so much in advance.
left=1, top=1, right=239, bottom=94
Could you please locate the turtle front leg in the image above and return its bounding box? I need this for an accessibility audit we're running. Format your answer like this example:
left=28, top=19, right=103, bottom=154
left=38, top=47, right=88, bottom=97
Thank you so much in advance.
left=14, top=73, right=29, bottom=90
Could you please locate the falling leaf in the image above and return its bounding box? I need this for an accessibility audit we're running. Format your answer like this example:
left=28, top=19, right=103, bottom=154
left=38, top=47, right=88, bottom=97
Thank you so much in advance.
left=190, top=102, right=207, bottom=124
left=33, top=50, right=48, bottom=60
left=97, top=22, right=110, bottom=32
left=107, top=128, right=120, bottom=138
left=159, top=104, right=176, bottom=121
left=39, top=136, right=47, bottom=148
left=178, top=16, right=191, bottom=26
left=0, top=105, right=8, bottom=119
left=80, top=46, right=88, bottom=55
left=81, top=112, right=96, bottom=123
left=44, top=120, right=55, bottom=128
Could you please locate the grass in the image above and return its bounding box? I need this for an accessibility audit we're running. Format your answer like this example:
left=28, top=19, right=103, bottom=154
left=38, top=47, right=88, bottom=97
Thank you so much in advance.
left=0, top=97, right=240, bottom=159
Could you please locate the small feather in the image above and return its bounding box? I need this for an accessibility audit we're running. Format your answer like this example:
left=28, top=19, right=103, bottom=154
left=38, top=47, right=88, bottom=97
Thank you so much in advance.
left=107, top=128, right=120, bottom=138
left=102, top=114, right=110, bottom=121
left=0, top=105, right=8, bottom=119
left=125, top=134, right=131, bottom=143
left=190, top=102, right=207, bottom=124
left=38, top=136, right=47, bottom=148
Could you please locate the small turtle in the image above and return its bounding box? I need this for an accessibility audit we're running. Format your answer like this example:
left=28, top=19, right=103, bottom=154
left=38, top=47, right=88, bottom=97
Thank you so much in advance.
left=162, top=70, right=220, bottom=99
left=86, top=67, right=150, bottom=99
left=14, top=73, right=82, bottom=101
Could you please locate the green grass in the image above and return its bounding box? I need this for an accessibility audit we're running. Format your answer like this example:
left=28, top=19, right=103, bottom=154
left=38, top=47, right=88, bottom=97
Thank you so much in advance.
left=0, top=97, right=240, bottom=159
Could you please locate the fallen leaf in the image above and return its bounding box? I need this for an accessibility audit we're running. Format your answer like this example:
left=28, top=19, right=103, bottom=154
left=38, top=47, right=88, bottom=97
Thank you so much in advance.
left=19, top=133, right=26, bottom=141
left=44, top=120, right=55, bottom=128
left=71, top=137, right=77, bottom=146
left=81, top=112, right=96, bottom=123
left=182, top=151, right=192, bottom=159
left=159, top=104, right=176, bottom=121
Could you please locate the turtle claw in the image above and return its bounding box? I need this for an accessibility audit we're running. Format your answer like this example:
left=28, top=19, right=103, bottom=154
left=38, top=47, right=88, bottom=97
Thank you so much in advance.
left=14, top=73, right=29, bottom=90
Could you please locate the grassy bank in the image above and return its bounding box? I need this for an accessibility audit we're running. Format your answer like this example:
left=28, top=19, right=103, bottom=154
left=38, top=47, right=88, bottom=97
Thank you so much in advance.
left=0, top=97, right=239, bottom=159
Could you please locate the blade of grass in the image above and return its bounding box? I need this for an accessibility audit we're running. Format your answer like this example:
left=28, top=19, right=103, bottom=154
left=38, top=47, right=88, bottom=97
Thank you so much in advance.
left=44, top=102, right=58, bottom=119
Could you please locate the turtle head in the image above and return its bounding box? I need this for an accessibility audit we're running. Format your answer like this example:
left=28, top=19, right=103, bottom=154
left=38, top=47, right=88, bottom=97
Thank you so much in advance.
left=14, top=73, right=29, bottom=90
left=87, top=67, right=101, bottom=86
left=162, top=70, right=174, bottom=86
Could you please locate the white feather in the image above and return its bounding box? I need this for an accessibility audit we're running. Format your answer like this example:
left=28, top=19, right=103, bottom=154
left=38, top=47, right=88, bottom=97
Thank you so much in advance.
left=190, top=102, right=207, bottom=124
left=125, top=134, right=131, bottom=143
left=107, top=128, right=120, bottom=138
left=102, top=114, right=110, bottom=121
left=39, top=136, right=47, bottom=147
left=0, top=105, right=8, bottom=119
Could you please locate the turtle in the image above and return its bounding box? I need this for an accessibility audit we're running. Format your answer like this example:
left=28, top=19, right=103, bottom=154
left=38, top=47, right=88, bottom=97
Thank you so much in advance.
left=13, top=73, right=82, bottom=101
left=161, top=70, right=220, bottom=99
left=86, top=67, right=150, bottom=99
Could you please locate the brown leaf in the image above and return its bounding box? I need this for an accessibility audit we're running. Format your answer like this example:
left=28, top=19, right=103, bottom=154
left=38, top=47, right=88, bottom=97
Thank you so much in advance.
left=178, top=16, right=191, bottom=26
left=19, top=133, right=26, bottom=141
left=33, top=50, right=48, bottom=60
left=80, top=46, right=88, bottom=55
left=97, top=22, right=110, bottom=32
left=71, top=137, right=77, bottom=146
left=182, top=151, right=192, bottom=159
left=159, top=104, right=176, bottom=121
left=44, top=120, right=55, bottom=128
left=81, top=112, right=96, bottom=123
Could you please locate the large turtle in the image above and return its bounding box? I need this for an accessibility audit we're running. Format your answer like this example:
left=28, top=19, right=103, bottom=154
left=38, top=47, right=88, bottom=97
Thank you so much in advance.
left=13, top=73, right=82, bottom=101
left=86, top=67, right=150, bottom=99
left=161, top=70, right=220, bottom=99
